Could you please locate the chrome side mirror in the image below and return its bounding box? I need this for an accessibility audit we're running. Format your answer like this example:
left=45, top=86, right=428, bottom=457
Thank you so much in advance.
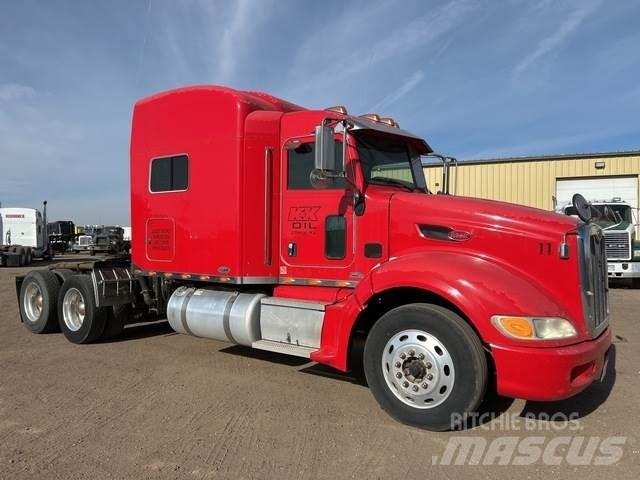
left=314, top=125, right=336, bottom=172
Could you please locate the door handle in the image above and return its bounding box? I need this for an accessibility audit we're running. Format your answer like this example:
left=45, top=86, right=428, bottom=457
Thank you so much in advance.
left=288, top=242, right=297, bottom=257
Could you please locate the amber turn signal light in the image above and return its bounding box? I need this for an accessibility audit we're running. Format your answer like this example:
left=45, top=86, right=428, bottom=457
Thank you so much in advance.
left=494, top=317, right=534, bottom=339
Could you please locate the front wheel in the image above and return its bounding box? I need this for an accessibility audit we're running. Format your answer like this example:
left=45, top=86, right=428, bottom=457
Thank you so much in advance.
left=363, top=303, right=487, bottom=431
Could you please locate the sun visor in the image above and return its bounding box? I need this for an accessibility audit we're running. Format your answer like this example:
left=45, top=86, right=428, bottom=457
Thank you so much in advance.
left=348, top=118, right=433, bottom=154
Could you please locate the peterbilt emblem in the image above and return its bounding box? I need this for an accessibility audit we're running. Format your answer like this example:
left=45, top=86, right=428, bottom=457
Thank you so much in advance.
left=448, top=230, right=472, bottom=242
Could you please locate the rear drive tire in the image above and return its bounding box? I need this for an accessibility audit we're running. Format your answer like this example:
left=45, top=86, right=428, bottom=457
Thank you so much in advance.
left=25, top=248, right=32, bottom=265
left=19, top=270, right=61, bottom=333
left=52, top=268, right=75, bottom=284
left=102, top=303, right=131, bottom=340
left=363, top=303, right=487, bottom=431
left=58, top=275, right=107, bottom=344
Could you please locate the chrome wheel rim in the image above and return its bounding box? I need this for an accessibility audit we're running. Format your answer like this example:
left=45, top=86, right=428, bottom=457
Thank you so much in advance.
left=62, top=288, right=85, bottom=331
left=381, top=329, right=455, bottom=409
left=23, top=283, right=43, bottom=323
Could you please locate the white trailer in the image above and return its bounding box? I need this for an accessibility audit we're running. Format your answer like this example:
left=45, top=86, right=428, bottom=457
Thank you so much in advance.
left=0, top=203, right=51, bottom=267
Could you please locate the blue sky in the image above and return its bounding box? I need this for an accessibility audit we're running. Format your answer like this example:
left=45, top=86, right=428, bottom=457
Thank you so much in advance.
left=1, top=0, right=639, bottom=224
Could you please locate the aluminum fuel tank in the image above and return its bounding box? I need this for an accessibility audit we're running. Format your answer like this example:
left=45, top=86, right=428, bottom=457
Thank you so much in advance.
left=167, top=287, right=264, bottom=346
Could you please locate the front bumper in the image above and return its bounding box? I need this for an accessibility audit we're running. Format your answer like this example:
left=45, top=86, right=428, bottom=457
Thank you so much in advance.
left=491, top=327, right=611, bottom=401
left=608, top=261, right=640, bottom=278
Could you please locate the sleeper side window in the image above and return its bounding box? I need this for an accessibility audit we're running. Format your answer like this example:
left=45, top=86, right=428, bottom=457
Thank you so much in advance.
left=150, top=155, right=189, bottom=192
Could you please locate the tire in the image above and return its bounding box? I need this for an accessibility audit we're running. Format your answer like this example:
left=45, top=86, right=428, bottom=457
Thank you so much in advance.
left=52, top=268, right=75, bottom=284
left=102, top=303, right=131, bottom=340
left=89, top=248, right=95, bottom=256
left=25, top=248, right=32, bottom=265
left=363, top=303, right=487, bottom=431
left=19, top=270, right=61, bottom=333
left=58, top=275, right=107, bottom=344
left=632, top=278, right=640, bottom=289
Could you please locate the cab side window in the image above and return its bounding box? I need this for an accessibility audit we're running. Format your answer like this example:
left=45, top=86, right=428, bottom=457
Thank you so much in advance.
left=287, top=142, right=345, bottom=190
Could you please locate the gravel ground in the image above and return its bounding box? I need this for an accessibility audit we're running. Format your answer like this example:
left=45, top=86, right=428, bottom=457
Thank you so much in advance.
left=0, top=257, right=638, bottom=479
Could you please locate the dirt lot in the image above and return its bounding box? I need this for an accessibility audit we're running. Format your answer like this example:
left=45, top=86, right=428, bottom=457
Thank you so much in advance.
left=0, top=258, right=638, bottom=479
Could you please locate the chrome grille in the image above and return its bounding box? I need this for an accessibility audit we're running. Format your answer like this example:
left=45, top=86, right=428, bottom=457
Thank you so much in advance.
left=79, top=236, right=91, bottom=246
left=578, top=224, right=609, bottom=336
left=604, top=231, right=631, bottom=260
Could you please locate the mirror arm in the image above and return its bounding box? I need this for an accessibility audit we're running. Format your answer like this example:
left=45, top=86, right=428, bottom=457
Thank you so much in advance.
left=341, top=120, right=365, bottom=214
left=323, top=120, right=365, bottom=215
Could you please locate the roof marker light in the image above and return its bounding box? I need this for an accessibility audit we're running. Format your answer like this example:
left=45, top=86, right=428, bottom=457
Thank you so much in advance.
left=325, top=105, right=348, bottom=115
left=380, top=117, right=399, bottom=128
left=361, top=113, right=381, bottom=122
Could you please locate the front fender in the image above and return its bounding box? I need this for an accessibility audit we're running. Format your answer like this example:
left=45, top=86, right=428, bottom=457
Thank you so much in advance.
left=312, top=250, right=585, bottom=372
left=369, top=251, right=585, bottom=346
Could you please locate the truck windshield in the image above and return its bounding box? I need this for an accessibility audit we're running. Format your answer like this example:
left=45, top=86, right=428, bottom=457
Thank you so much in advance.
left=565, top=204, right=632, bottom=224
left=355, top=131, right=426, bottom=192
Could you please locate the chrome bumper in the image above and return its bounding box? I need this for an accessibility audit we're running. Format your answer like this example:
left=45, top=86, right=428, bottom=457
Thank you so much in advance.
left=608, top=261, right=640, bottom=278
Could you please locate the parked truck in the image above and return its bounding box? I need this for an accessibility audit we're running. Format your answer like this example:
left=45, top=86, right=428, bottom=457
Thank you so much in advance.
left=48, top=220, right=75, bottom=254
left=1, top=202, right=51, bottom=266
left=558, top=198, right=640, bottom=286
left=72, top=225, right=128, bottom=255
left=15, top=86, right=611, bottom=430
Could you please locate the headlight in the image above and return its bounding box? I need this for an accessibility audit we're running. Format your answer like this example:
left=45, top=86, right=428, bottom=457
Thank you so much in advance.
left=491, top=316, right=577, bottom=341
left=634, top=249, right=640, bottom=258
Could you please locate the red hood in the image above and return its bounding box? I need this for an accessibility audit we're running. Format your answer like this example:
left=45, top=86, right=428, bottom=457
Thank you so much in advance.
left=391, top=193, right=577, bottom=238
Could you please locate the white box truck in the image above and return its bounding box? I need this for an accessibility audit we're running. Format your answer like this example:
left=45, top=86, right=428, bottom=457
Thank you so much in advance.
left=0, top=202, right=52, bottom=267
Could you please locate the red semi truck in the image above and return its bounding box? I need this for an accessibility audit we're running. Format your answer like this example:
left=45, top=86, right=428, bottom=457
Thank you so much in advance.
left=16, top=86, right=611, bottom=430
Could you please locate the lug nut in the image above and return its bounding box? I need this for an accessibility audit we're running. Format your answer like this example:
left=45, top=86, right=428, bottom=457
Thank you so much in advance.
left=409, top=350, right=415, bottom=356
left=421, top=382, right=428, bottom=389
left=403, top=381, right=409, bottom=388
left=396, top=372, right=402, bottom=379
left=418, top=353, right=425, bottom=360
left=400, top=353, right=406, bottom=360
left=427, top=374, right=434, bottom=381
left=425, top=362, right=432, bottom=369
left=412, top=385, right=419, bottom=392
left=395, top=361, right=401, bottom=368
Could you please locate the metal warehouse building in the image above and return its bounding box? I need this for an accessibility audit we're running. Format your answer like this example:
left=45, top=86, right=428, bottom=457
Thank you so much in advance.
left=423, top=150, right=640, bottom=213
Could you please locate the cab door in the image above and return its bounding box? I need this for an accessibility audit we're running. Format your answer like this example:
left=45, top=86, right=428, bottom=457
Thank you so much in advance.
left=279, top=136, right=356, bottom=282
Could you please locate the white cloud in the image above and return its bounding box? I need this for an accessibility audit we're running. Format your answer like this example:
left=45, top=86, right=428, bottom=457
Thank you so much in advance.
left=284, top=0, right=475, bottom=105
left=0, top=83, right=36, bottom=102
left=195, top=0, right=275, bottom=83
left=513, top=0, right=601, bottom=75
left=369, top=71, right=425, bottom=111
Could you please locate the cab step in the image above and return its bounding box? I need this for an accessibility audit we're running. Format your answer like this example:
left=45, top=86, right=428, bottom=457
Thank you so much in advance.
left=251, top=339, right=316, bottom=358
